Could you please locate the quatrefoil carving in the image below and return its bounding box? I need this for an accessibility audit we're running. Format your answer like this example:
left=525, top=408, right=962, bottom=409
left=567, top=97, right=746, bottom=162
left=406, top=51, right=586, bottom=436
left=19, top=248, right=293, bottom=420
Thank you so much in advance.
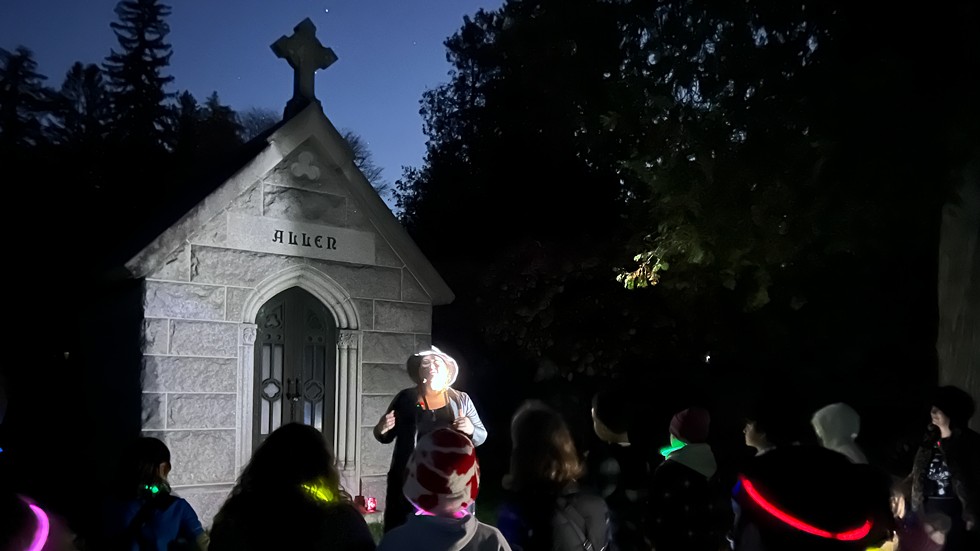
left=290, top=151, right=321, bottom=181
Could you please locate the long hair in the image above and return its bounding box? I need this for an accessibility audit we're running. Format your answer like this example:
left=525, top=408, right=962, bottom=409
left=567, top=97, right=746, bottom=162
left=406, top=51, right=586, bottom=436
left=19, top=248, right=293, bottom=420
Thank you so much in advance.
left=504, top=400, right=584, bottom=493
left=230, top=423, right=347, bottom=501
left=211, top=424, right=354, bottom=551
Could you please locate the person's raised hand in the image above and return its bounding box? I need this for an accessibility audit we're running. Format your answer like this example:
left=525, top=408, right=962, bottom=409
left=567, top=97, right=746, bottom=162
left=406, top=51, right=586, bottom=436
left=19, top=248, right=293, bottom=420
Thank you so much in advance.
left=453, top=416, right=474, bottom=436
left=377, top=411, right=396, bottom=435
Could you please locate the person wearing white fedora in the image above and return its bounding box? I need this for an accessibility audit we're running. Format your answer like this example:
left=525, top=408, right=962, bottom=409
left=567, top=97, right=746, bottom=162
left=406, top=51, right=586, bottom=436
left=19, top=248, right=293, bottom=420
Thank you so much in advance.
left=374, top=346, right=487, bottom=533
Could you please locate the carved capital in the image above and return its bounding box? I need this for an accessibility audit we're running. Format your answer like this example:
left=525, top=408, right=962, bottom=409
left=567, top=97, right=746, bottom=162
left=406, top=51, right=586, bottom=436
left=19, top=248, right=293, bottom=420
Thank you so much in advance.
left=338, top=329, right=358, bottom=349
left=241, top=324, right=257, bottom=346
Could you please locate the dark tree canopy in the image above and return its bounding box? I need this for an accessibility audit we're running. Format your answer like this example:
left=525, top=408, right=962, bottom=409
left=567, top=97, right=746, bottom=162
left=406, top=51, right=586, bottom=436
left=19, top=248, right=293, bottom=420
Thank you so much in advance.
left=198, top=91, right=245, bottom=157
left=394, top=0, right=979, bottom=449
left=615, top=1, right=978, bottom=313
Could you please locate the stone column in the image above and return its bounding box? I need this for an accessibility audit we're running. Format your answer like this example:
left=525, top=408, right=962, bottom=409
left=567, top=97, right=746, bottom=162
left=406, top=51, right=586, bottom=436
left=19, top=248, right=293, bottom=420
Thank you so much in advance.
left=354, top=334, right=364, bottom=486
left=237, top=323, right=257, bottom=471
left=337, top=332, right=349, bottom=467
left=345, top=331, right=359, bottom=467
left=338, top=329, right=359, bottom=468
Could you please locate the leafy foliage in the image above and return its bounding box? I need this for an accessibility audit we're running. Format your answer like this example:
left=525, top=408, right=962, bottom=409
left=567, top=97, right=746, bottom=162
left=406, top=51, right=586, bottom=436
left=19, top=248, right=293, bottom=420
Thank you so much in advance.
left=614, top=1, right=976, bottom=312
left=396, top=0, right=657, bottom=382
left=396, top=0, right=977, bottom=393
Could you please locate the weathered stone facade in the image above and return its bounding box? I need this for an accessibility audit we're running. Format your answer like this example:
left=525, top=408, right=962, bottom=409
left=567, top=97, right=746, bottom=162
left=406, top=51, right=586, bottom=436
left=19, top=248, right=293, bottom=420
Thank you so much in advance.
left=130, top=107, right=451, bottom=526
left=937, top=171, right=980, bottom=430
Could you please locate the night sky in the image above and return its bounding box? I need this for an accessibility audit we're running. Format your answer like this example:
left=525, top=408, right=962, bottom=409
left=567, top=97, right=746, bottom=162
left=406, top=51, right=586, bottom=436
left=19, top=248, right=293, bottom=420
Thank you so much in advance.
left=0, top=0, right=503, bottom=193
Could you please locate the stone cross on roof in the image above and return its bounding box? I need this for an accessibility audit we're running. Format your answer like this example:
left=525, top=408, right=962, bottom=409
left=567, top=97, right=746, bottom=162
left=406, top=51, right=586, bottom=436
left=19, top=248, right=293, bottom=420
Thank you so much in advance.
left=272, top=18, right=338, bottom=118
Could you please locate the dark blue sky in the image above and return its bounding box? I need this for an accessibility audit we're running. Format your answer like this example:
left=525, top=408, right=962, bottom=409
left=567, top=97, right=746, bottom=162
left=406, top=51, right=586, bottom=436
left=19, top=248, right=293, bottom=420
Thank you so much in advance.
left=0, top=0, right=502, bottom=190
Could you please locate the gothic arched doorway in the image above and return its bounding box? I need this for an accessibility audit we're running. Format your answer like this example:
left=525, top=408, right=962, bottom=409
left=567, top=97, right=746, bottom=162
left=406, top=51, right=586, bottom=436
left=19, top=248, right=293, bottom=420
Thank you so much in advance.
left=252, top=286, right=337, bottom=451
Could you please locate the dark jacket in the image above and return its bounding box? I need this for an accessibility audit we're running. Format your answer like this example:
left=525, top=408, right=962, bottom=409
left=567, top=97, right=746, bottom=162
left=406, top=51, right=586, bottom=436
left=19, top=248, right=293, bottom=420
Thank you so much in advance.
left=647, top=444, right=732, bottom=551
left=209, top=487, right=375, bottom=551
left=498, top=484, right=610, bottom=551
left=373, top=387, right=487, bottom=531
left=582, top=442, right=650, bottom=551
left=99, top=493, right=204, bottom=551
left=909, top=427, right=980, bottom=526
left=374, top=388, right=487, bottom=474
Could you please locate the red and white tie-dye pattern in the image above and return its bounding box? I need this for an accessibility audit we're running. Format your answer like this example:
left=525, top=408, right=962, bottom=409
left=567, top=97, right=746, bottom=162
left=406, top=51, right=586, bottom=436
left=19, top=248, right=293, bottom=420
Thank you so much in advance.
left=403, top=428, right=480, bottom=517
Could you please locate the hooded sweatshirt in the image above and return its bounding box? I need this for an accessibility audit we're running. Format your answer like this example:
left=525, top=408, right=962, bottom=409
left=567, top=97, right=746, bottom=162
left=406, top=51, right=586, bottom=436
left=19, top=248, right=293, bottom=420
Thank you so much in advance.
left=811, top=403, right=868, bottom=464
left=666, top=442, right=718, bottom=479
left=648, top=438, right=732, bottom=551
left=377, top=514, right=511, bottom=551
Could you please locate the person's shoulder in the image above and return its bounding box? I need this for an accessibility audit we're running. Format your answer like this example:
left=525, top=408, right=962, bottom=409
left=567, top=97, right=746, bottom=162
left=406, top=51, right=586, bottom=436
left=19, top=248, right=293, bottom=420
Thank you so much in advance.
left=395, top=387, right=416, bottom=399
left=474, top=521, right=510, bottom=549
left=476, top=520, right=506, bottom=536
left=294, top=500, right=376, bottom=549
left=449, top=388, right=470, bottom=399
left=949, top=428, right=980, bottom=458
left=322, top=501, right=369, bottom=522
left=389, top=388, right=418, bottom=408
left=653, top=458, right=684, bottom=475
left=168, top=496, right=204, bottom=528
left=564, top=487, right=608, bottom=512
left=170, top=495, right=194, bottom=508
left=957, top=427, right=980, bottom=443
left=143, top=493, right=181, bottom=515
left=167, top=496, right=193, bottom=513
left=377, top=522, right=414, bottom=550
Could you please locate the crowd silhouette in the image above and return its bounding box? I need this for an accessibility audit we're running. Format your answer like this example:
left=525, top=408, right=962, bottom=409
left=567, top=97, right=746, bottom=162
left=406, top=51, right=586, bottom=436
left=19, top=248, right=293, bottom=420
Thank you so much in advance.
left=1, top=348, right=977, bottom=551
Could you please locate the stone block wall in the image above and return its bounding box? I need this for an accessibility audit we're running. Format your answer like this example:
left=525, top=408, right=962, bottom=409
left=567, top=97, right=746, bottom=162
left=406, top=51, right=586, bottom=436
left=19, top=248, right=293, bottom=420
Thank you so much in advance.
left=138, top=144, right=437, bottom=523
left=139, top=280, right=242, bottom=527
left=358, top=331, right=430, bottom=512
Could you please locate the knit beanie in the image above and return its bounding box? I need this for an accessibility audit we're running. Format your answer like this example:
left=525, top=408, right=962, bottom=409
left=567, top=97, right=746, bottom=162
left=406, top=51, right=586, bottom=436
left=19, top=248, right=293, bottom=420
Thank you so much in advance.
left=669, top=407, right=711, bottom=444
left=403, top=428, right=480, bottom=517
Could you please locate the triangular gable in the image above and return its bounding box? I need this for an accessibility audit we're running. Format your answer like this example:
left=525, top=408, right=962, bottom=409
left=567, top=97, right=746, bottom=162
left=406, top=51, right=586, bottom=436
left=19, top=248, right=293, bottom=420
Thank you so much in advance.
left=125, top=103, right=454, bottom=305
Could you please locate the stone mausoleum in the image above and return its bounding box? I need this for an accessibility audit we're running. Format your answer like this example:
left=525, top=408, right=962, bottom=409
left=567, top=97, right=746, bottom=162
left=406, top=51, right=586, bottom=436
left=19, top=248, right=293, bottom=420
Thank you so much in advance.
left=121, top=19, right=452, bottom=524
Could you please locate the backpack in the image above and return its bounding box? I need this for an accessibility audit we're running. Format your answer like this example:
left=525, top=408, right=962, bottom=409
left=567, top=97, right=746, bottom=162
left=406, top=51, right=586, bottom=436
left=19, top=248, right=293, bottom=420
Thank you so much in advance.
left=551, top=493, right=609, bottom=551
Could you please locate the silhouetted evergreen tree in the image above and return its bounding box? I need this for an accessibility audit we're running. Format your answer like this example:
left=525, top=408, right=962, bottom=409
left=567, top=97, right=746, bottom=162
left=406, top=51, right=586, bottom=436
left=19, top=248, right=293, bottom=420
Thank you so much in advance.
left=0, top=46, right=53, bottom=154
left=197, top=91, right=243, bottom=158
left=50, top=62, right=110, bottom=147
left=103, top=0, right=174, bottom=155
left=47, top=62, right=112, bottom=208
left=171, top=90, right=200, bottom=164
